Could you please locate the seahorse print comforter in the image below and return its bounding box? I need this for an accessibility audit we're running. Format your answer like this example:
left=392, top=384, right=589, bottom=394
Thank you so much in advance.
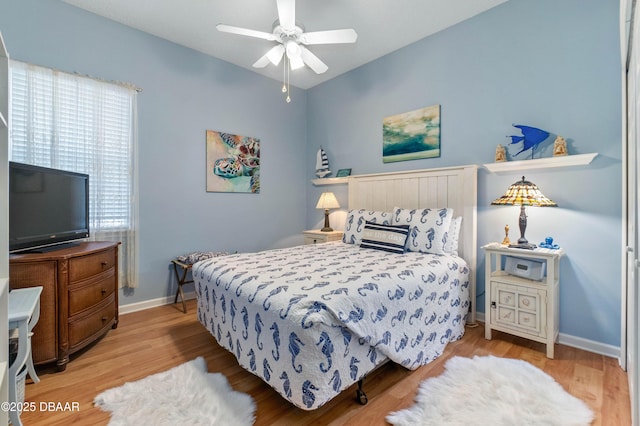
left=193, top=241, right=470, bottom=410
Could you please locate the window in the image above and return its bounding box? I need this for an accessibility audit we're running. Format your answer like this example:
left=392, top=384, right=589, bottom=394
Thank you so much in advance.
left=10, top=60, right=138, bottom=288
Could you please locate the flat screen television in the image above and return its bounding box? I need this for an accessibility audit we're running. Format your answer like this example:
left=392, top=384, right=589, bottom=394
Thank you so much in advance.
left=9, top=161, right=89, bottom=253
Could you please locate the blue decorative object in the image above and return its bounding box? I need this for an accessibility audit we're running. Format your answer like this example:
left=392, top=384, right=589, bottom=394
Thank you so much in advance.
left=508, top=124, right=550, bottom=158
left=539, top=236, right=560, bottom=249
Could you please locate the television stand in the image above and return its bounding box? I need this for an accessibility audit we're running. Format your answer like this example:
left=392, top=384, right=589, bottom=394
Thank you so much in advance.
left=9, top=241, right=120, bottom=370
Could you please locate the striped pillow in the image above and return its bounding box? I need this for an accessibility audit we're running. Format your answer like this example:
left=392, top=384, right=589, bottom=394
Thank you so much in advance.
left=360, top=221, right=410, bottom=254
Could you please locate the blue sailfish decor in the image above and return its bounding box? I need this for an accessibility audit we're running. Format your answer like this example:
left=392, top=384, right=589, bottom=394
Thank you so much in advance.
left=508, top=124, right=550, bottom=158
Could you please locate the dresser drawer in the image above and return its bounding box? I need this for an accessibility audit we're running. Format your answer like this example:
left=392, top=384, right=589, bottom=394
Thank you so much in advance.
left=68, top=269, right=116, bottom=316
left=68, top=295, right=116, bottom=348
left=68, top=249, right=116, bottom=283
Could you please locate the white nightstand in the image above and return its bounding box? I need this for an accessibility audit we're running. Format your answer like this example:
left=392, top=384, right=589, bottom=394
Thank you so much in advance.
left=302, top=230, right=344, bottom=245
left=483, top=242, right=565, bottom=358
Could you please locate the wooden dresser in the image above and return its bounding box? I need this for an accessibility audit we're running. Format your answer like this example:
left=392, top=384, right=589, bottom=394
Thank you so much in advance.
left=9, top=241, right=119, bottom=371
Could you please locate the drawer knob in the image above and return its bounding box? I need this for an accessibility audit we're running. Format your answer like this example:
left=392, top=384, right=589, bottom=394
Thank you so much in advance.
left=522, top=299, right=530, bottom=307
left=101, top=261, right=108, bottom=267
left=102, top=316, right=108, bottom=322
left=101, top=288, right=107, bottom=295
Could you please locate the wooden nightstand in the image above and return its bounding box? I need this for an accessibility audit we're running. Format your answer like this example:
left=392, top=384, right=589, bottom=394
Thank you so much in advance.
left=483, top=242, right=565, bottom=358
left=302, top=230, right=344, bottom=244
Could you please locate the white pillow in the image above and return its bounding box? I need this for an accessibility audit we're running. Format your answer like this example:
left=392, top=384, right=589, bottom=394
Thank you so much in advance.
left=444, top=216, right=462, bottom=255
left=342, top=209, right=393, bottom=245
left=391, top=206, right=454, bottom=255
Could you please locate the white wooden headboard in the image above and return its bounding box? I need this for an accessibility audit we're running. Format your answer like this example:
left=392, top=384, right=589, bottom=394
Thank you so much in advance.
left=347, top=165, right=478, bottom=324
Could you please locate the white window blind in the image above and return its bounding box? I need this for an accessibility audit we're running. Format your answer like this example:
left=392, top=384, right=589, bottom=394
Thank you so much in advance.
left=10, top=61, right=138, bottom=288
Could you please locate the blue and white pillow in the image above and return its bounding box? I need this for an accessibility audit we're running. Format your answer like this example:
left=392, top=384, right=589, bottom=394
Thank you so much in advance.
left=444, top=216, right=462, bottom=255
left=360, top=221, right=410, bottom=254
left=342, top=209, right=393, bottom=245
left=176, top=251, right=230, bottom=265
left=392, top=206, right=454, bottom=255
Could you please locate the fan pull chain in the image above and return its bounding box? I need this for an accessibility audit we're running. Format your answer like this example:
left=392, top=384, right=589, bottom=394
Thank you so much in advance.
left=282, top=55, right=287, bottom=94
left=285, top=56, right=291, bottom=103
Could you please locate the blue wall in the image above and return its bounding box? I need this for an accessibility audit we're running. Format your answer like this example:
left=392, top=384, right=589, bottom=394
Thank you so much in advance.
left=1, top=0, right=623, bottom=347
left=0, top=0, right=308, bottom=305
left=306, top=0, right=622, bottom=346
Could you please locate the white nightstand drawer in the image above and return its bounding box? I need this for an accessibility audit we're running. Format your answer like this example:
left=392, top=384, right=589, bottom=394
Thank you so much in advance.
left=498, top=289, right=516, bottom=307
left=518, top=311, right=538, bottom=331
left=497, top=306, right=516, bottom=324
left=302, top=230, right=343, bottom=245
left=518, top=294, right=537, bottom=311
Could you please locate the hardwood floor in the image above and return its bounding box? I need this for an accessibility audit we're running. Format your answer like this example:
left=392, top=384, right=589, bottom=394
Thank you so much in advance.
left=20, top=299, right=630, bottom=425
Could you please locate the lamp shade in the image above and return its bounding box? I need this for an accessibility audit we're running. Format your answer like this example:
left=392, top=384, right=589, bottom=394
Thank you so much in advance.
left=491, top=176, right=557, bottom=207
left=316, top=192, right=340, bottom=210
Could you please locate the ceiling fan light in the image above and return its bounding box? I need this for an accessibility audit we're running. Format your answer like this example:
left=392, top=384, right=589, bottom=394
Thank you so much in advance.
left=289, top=55, right=304, bottom=70
left=285, top=40, right=301, bottom=59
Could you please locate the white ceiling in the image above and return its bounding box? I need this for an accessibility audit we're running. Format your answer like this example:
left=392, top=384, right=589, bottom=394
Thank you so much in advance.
left=61, top=0, right=509, bottom=90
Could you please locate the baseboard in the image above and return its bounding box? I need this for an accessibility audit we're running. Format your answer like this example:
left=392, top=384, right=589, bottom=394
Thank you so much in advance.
left=475, top=312, right=620, bottom=359
left=119, top=291, right=197, bottom=315
left=557, top=333, right=620, bottom=359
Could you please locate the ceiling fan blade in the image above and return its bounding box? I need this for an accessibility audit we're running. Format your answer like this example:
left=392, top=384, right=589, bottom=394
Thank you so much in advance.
left=253, top=55, right=271, bottom=68
left=300, top=46, right=328, bottom=74
left=253, top=45, right=285, bottom=68
left=267, top=45, right=286, bottom=66
left=276, top=0, right=296, bottom=30
left=301, top=29, right=358, bottom=45
left=216, top=24, right=276, bottom=41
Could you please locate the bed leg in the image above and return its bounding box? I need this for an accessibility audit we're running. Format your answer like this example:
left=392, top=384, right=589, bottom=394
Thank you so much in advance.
left=356, top=379, right=368, bottom=405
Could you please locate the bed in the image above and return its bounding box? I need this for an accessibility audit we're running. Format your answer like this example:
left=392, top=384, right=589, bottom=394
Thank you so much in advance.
left=193, top=165, right=477, bottom=410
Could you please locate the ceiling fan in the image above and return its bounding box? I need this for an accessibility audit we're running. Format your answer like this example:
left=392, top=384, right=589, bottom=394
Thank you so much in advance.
left=216, top=0, right=357, bottom=75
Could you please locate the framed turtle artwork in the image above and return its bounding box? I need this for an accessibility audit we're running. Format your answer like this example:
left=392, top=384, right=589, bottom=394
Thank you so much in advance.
left=206, top=130, right=260, bottom=193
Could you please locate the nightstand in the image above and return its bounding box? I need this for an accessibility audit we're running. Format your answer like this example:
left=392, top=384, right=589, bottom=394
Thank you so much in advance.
left=302, top=230, right=344, bottom=244
left=482, top=242, right=565, bottom=358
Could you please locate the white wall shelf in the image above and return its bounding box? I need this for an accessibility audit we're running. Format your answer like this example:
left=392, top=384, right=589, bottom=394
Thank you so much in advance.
left=312, top=177, right=349, bottom=186
left=483, top=152, right=598, bottom=173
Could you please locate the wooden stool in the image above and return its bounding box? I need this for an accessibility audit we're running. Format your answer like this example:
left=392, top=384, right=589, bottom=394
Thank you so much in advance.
left=171, top=260, right=193, bottom=313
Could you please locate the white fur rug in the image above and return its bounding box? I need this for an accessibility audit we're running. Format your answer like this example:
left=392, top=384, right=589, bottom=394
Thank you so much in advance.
left=94, top=357, right=255, bottom=426
left=386, top=355, right=594, bottom=426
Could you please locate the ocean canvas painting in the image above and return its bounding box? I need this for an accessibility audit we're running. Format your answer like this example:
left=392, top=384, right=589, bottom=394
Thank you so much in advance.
left=206, top=130, right=260, bottom=193
left=383, top=104, right=441, bottom=163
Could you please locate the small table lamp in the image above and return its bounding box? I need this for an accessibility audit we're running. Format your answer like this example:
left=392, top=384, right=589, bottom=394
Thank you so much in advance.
left=491, top=176, right=557, bottom=249
left=316, top=192, right=340, bottom=232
